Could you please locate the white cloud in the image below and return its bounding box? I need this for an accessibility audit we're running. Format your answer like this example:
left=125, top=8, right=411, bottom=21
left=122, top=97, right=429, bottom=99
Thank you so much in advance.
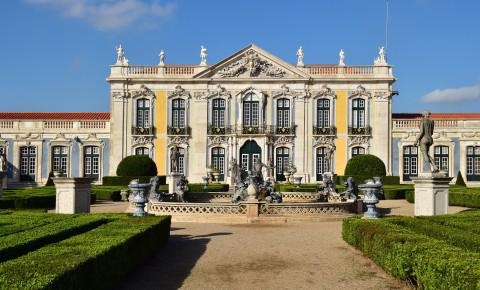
left=421, top=84, right=480, bottom=103
left=27, top=0, right=175, bottom=31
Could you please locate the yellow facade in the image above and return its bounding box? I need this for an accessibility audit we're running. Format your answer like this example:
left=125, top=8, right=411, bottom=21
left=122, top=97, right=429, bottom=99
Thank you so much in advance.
left=155, top=90, right=167, bottom=175
left=335, top=91, right=347, bottom=174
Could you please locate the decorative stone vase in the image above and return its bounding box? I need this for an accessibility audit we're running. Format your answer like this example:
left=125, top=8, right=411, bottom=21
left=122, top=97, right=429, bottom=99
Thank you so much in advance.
left=247, top=183, right=257, bottom=201
left=212, top=172, right=220, bottom=183
left=358, top=179, right=382, bottom=218
left=283, top=172, right=291, bottom=184
left=128, top=181, right=151, bottom=217
left=294, top=176, right=303, bottom=188
left=53, top=171, right=62, bottom=178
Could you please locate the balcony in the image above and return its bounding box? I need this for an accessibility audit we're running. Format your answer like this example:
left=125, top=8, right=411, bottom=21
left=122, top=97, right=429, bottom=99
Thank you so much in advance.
left=348, top=126, right=372, bottom=135
left=313, top=126, right=336, bottom=136
left=207, top=125, right=232, bottom=135
left=167, top=126, right=191, bottom=136
left=132, top=126, right=155, bottom=135
left=231, top=125, right=296, bottom=136
left=272, top=125, right=296, bottom=135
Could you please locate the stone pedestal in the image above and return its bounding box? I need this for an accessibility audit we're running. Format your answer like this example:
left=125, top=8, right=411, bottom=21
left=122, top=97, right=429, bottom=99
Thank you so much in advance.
left=53, top=177, right=93, bottom=214
left=412, top=173, right=452, bottom=216
left=167, top=173, right=182, bottom=194
left=0, top=172, right=5, bottom=199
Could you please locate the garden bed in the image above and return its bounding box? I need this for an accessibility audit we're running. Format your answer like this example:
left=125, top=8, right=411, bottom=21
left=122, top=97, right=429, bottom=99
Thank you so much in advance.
left=0, top=211, right=171, bottom=289
left=342, top=211, right=480, bottom=289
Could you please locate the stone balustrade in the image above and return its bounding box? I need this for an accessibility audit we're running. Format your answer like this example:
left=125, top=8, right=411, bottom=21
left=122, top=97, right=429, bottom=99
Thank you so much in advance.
left=393, top=119, right=463, bottom=130
left=0, top=120, right=109, bottom=133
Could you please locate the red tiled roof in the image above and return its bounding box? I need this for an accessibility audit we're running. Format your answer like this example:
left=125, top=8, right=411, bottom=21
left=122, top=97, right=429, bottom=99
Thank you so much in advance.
left=393, top=113, right=480, bottom=119
left=0, top=112, right=110, bottom=120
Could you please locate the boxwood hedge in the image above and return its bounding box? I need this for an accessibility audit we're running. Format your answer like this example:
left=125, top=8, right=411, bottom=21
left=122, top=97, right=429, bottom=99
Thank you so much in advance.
left=116, top=155, right=158, bottom=177
left=0, top=214, right=171, bottom=290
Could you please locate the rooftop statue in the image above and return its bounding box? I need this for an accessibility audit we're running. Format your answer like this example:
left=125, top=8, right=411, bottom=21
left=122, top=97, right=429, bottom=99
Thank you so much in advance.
left=374, top=46, right=387, bottom=64
left=159, top=49, right=165, bottom=66
left=339, top=49, right=345, bottom=66
left=296, top=46, right=304, bottom=66
left=200, top=45, right=208, bottom=65
left=415, top=110, right=439, bottom=173
left=115, top=44, right=128, bottom=66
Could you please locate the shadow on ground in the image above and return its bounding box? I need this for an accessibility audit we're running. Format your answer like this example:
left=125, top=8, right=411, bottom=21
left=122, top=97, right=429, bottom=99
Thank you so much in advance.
left=114, top=231, right=231, bottom=290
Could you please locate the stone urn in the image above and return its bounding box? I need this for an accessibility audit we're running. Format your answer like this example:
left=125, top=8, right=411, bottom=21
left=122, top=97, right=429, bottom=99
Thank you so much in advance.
left=128, top=180, right=151, bottom=217
left=53, top=170, right=62, bottom=178
left=212, top=171, right=220, bottom=183
left=283, top=172, right=291, bottom=183
left=294, top=176, right=303, bottom=188
left=358, top=179, right=382, bottom=219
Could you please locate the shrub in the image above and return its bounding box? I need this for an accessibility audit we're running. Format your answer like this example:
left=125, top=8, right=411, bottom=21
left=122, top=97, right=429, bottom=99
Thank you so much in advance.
left=116, top=155, right=158, bottom=177
left=406, top=191, right=414, bottom=203
left=188, top=183, right=229, bottom=192
left=0, top=215, right=171, bottom=290
left=344, top=154, right=386, bottom=177
left=455, top=171, right=466, bottom=186
left=383, top=188, right=407, bottom=200
left=342, top=215, right=480, bottom=289
left=102, top=175, right=166, bottom=186
left=0, top=194, right=96, bottom=209
left=405, top=189, right=480, bottom=208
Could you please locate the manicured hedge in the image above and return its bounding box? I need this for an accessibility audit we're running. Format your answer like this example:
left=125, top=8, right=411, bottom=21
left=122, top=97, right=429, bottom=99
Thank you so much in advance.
left=91, top=186, right=127, bottom=201
left=188, top=183, right=229, bottom=192
left=405, top=189, right=480, bottom=208
left=0, top=215, right=107, bottom=262
left=116, top=155, right=158, bottom=176
left=342, top=215, right=480, bottom=289
left=275, top=184, right=319, bottom=192
left=383, top=188, right=408, bottom=200
left=0, top=215, right=171, bottom=290
left=344, top=154, right=386, bottom=177
left=0, top=212, right=72, bottom=237
left=0, top=194, right=96, bottom=209
left=102, top=176, right=166, bottom=186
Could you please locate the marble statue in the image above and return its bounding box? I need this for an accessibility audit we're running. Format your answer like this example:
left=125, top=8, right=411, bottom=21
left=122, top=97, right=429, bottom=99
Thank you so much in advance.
left=115, top=44, right=128, bottom=65
left=0, top=155, right=5, bottom=172
left=375, top=46, right=387, bottom=64
left=339, top=49, right=345, bottom=66
left=296, top=46, right=304, bottom=66
left=200, top=45, right=208, bottom=65
left=170, top=146, right=181, bottom=173
left=232, top=159, right=278, bottom=203
left=342, top=177, right=358, bottom=200
left=415, top=110, right=439, bottom=173
left=228, top=158, right=241, bottom=185
left=159, top=49, right=165, bottom=66
left=175, top=175, right=189, bottom=202
left=324, top=146, right=334, bottom=173
left=148, top=176, right=161, bottom=201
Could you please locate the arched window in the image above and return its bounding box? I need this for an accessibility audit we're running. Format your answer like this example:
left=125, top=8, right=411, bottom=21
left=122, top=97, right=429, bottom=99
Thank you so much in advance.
left=20, top=146, right=36, bottom=181
left=84, top=146, right=100, bottom=180
left=212, top=98, right=226, bottom=129
left=211, top=147, right=225, bottom=181
left=136, top=98, right=150, bottom=128
left=172, top=98, right=186, bottom=129
left=276, top=147, right=290, bottom=181
left=52, top=146, right=68, bottom=177
left=352, top=98, right=365, bottom=128
left=466, top=146, right=480, bottom=181
left=434, top=146, right=449, bottom=173
left=316, top=99, right=330, bottom=128
left=276, top=98, right=290, bottom=128
left=403, top=145, right=418, bottom=181
left=351, top=146, right=365, bottom=157
left=135, top=147, right=149, bottom=156
left=243, top=93, right=259, bottom=128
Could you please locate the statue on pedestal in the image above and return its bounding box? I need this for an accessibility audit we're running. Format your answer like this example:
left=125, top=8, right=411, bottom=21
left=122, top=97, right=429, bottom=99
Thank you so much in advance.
left=115, top=44, right=128, bottom=65
left=296, top=46, right=304, bottom=66
left=415, top=110, right=439, bottom=173
left=324, top=146, right=335, bottom=173
left=228, top=158, right=241, bottom=186
left=170, top=146, right=181, bottom=173
left=374, top=46, right=387, bottom=64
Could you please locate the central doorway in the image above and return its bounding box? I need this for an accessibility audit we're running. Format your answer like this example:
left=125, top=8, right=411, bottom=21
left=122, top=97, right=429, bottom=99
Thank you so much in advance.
left=240, top=140, right=261, bottom=173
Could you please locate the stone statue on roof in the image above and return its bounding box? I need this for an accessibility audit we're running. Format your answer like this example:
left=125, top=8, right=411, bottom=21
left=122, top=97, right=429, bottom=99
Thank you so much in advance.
left=339, top=49, right=345, bottom=66
left=296, top=46, right=304, bottom=66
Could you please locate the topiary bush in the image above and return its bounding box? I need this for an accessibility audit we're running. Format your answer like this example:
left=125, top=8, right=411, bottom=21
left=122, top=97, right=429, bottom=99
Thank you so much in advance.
left=344, top=154, right=386, bottom=178
left=116, top=155, right=157, bottom=177
left=455, top=171, right=466, bottom=187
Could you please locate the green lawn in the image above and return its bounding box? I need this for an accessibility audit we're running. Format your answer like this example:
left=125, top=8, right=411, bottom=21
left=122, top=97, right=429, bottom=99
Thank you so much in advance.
left=343, top=211, right=480, bottom=289
left=0, top=211, right=171, bottom=289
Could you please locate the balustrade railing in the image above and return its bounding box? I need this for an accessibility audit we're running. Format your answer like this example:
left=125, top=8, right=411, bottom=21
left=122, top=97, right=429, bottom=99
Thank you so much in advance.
left=307, top=65, right=376, bottom=76
left=207, top=125, right=232, bottom=135
left=81, top=121, right=106, bottom=129
left=167, top=126, right=191, bottom=135
left=393, top=119, right=460, bottom=129
left=313, top=126, right=337, bottom=136
left=43, top=121, right=74, bottom=129
left=0, top=121, right=14, bottom=129
left=348, top=126, right=372, bottom=135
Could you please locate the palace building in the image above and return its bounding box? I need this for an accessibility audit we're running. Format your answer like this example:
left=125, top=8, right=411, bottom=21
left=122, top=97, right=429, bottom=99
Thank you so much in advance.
left=1, top=44, right=479, bottom=187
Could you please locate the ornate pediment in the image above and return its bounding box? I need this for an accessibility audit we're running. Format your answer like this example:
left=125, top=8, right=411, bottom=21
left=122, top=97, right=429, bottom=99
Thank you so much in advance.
left=313, top=136, right=335, bottom=147
left=168, top=85, right=190, bottom=99
left=348, top=136, right=370, bottom=146
left=349, top=85, right=371, bottom=98
left=130, top=84, right=154, bottom=98
left=194, top=44, right=310, bottom=79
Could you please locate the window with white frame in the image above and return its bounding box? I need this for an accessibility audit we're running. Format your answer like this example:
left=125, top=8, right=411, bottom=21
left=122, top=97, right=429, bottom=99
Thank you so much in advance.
left=135, top=147, right=149, bottom=156
left=466, top=146, right=480, bottom=181
left=84, top=146, right=100, bottom=180
left=212, top=98, right=226, bottom=128
left=403, top=145, right=418, bottom=181
left=136, top=98, right=151, bottom=128
left=276, top=98, right=290, bottom=128
left=434, top=146, right=449, bottom=173
left=20, top=146, right=36, bottom=181
left=243, top=93, right=259, bottom=127
left=52, top=146, right=68, bottom=176
left=172, top=98, right=186, bottom=128
left=316, top=147, right=328, bottom=181
left=351, top=146, right=365, bottom=157
left=316, top=99, right=330, bottom=128
left=352, top=98, right=365, bottom=128
left=276, top=147, right=290, bottom=181
left=211, top=147, right=225, bottom=181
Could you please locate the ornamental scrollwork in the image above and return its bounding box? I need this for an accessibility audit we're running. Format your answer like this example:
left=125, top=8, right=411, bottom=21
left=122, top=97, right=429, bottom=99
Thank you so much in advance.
left=168, top=85, right=190, bottom=98
left=132, top=136, right=154, bottom=146
left=130, top=84, right=154, bottom=98
left=313, top=84, right=336, bottom=98
left=168, top=136, right=189, bottom=146
left=208, top=136, right=228, bottom=146
left=350, top=85, right=371, bottom=98
left=313, top=136, right=335, bottom=147
left=347, top=136, right=370, bottom=146
left=274, top=136, right=293, bottom=146
left=217, top=50, right=286, bottom=78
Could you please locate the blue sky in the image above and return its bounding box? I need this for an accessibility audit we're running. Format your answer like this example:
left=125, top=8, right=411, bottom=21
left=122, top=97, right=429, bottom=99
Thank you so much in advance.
left=1, top=0, right=480, bottom=113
